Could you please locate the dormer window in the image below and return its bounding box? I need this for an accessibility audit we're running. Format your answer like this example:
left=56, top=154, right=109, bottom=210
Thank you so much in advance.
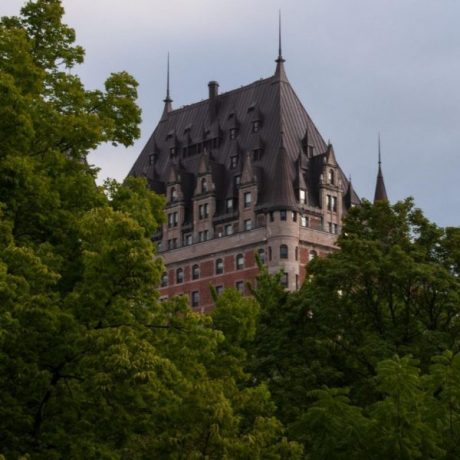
left=252, top=120, right=261, bottom=133
left=230, top=155, right=238, bottom=169
left=328, top=169, right=335, bottom=185
left=170, top=187, right=177, bottom=202
left=253, top=148, right=263, bottom=161
left=299, top=189, right=306, bottom=204
left=225, top=198, right=233, bottom=213
left=170, top=146, right=176, bottom=157
left=148, top=154, right=156, bottom=165
left=201, top=178, right=208, bottom=193
left=229, top=128, right=238, bottom=140
left=234, top=175, right=241, bottom=189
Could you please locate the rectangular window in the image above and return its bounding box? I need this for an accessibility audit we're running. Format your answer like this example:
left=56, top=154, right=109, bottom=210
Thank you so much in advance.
left=230, top=156, right=238, bottom=169
left=244, top=219, right=252, bottom=231
left=252, top=120, right=260, bottom=133
left=244, top=192, right=251, bottom=208
left=281, top=272, right=288, bottom=288
left=234, top=175, right=241, bottom=189
left=299, top=189, right=306, bottom=204
left=215, top=285, right=224, bottom=295
left=226, top=198, right=233, bottom=213
left=229, top=128, right=238, bottom=139
left=199, top=204, right=209, bottom=219
left=236, top=281, right=244, bottom=293
left=191, top=291, right=200, bottom=307
left=280, top=210, right=287, bottom=221
left=332, top=196, right=337, bottom=212
left=225, top=224, right=233, bottom=236
left=292, top=211, right=297, bottom=222
left=149, top=154, right=155, bottom=165
left=301, top=215, right=308, bottom=227
left=327, top=195, right=332, bottom=211
left=183, top=233, right=192, bottom=246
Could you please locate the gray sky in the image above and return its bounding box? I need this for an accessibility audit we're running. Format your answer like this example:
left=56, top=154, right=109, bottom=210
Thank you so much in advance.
left=2, top=0, right=460, bottom=227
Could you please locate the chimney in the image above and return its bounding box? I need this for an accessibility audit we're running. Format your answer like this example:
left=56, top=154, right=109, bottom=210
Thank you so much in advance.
left=208, top=81, right=219, bottom=99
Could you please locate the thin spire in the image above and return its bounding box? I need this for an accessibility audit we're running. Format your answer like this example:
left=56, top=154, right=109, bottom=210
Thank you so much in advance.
left=374, top=132, right=388, bottom=202
left=273, top=10, right=288, bottom=82
left=161, top=53, right=172, bottom=121
left=164, top=52, right=172, bottom=104
left=277, top=10, right=284, bottom=63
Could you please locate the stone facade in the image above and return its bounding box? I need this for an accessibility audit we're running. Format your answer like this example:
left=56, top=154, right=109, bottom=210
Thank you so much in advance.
left=129, top=44, right=361, bottom=311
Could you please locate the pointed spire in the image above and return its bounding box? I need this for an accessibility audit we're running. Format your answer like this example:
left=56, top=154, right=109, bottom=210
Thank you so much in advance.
left=161, top=53, right=173, bottom=121
left=274, top=10, right=288, bottom=82
left=374, top=133, right=388, bottom=203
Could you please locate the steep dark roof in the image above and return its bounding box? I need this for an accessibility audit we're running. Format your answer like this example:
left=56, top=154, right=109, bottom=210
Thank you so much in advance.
left=374, top=164, right=388, bottom=203
left=129, top=60, right=354, bottom=212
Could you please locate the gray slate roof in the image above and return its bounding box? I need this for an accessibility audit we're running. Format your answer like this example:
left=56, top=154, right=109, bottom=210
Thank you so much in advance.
left=129, top=60, right=360, bottom=214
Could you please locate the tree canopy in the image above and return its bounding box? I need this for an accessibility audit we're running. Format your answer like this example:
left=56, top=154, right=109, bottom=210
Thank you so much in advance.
left=0, top=1, right=300, bottom=458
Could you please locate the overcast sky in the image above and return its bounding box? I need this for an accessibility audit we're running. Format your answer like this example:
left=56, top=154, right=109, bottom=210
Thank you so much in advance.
left=2, top=0, right=459, bottom=227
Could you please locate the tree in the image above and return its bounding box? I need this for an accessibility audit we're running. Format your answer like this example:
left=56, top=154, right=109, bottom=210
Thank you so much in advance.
left=0, top=2, right=301, bottom=458
left=248, top=199, right=460, bottom=454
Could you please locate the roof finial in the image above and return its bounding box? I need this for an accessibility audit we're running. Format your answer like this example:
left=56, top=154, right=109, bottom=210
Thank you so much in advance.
left=164, top=52, right=172, bottom=104
left=277, top=10, right=284, bottom=63
left=374, top=132, right=388, bottom=202
left=161, top=52, right=173, bottom=121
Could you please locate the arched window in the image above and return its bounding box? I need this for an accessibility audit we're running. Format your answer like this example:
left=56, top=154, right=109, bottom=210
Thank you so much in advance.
left=328, top=169, right=335, bottom=185
left=171, top=187, right=177, bottom=202
left=192, top=264, right=200, bottom=280
left=176, top=268, right=183, bottom=284
left=236, top=253, right=244, bottom=270
left=216, top=258, right=224, bottom=274
left=309, top=250, right=317, bottom=262
left=201, top=177, right=208, bottom=193
left=161, top=272, right=168, bottom=287
left=280, top=244, right=288, bottom=259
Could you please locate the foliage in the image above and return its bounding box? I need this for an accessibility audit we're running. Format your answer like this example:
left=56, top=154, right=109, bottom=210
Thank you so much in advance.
left=0, top=1, right=301, bottom=458
left=249, top=199, right=460, bottom=458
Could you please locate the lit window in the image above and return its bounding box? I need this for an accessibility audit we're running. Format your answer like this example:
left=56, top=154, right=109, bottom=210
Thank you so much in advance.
left=244, top=192, right=251, bottom=208
left=226, top=198, right=233, bottom=213
left=299, top=189, right=306, bottom=204
left=280, top=210, right=287, bottom=221
left=192, top=264, right=200, bottom=280
left=191, top=291, right=200, bottom=307
left=280, top=244, right=288, bottom=259
left=236, top=253, right=244, bottom=270
left=216, top=258, right=224, bottom=274
left=244, top=219, right=252, bottom=231
left=176, top=268, right=183, bottom=284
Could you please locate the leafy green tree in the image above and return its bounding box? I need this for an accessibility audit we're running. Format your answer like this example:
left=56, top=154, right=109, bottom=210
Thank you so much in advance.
left=0, top=2, right=300, bottom=458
